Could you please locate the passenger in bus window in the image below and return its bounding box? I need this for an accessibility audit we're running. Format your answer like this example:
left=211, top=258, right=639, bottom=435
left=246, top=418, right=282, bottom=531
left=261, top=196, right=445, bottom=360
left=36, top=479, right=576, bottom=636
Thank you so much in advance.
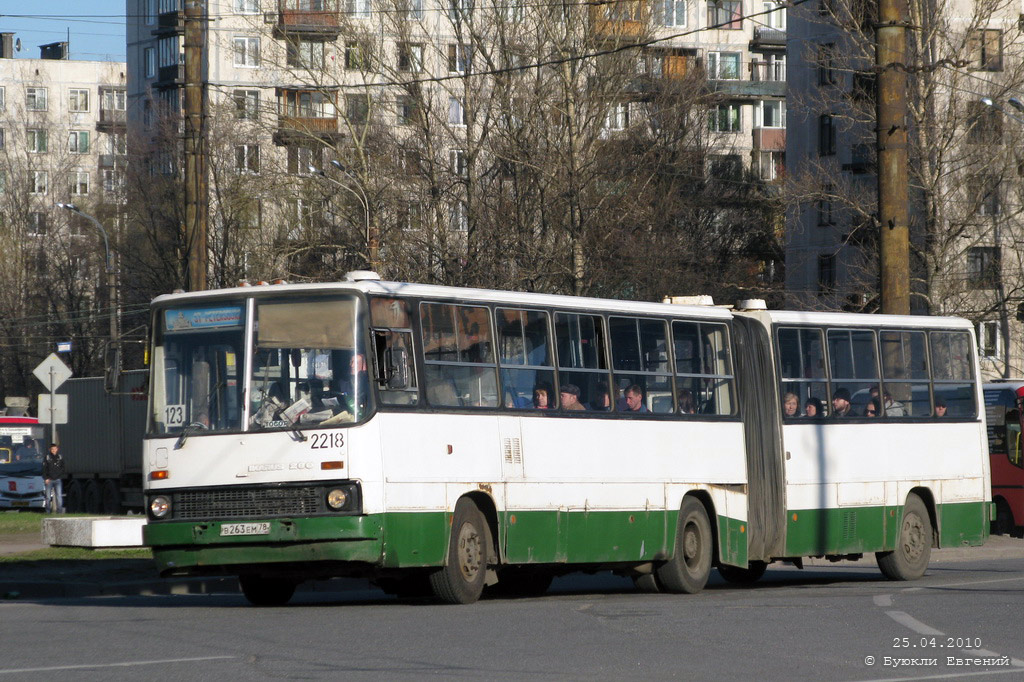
left=934, top=400, right=947, bottom=417
left=559, top=384, right=585, bottom=411
left=782, top=392, right=799, bottom=418
left=590, top=382, right=611, bottom=411
left=831, top=388, right=852, bottom=417
left=680, top=389, right=697, bottom=414
left=618, top=384, right=648, bottom=413
left=865, top=397, right=881, bottom=417
left=805, top=397, right=824, bottom=418
left=883, top=391, right=906, bottom=417
left=533, top=384, right=553, bottom=409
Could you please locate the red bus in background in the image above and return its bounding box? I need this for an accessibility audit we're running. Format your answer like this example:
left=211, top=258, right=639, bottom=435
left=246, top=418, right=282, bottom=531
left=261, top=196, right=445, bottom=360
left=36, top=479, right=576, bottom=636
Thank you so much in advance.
left=0, top=415, right=47, bottom=510
left=984, top=381, right=1024, bottom=536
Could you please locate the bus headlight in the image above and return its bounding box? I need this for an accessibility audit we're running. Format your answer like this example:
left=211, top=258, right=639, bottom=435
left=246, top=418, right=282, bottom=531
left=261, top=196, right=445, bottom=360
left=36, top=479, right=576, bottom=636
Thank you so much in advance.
left=149, top=495, right=171, bottom=519
left=326, top=488, right=349, bottom=510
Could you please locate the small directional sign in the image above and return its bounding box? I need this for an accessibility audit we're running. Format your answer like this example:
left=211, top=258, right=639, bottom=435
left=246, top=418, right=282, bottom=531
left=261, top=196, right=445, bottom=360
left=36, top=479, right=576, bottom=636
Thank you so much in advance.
left=56, top=341, right=72, bottom=353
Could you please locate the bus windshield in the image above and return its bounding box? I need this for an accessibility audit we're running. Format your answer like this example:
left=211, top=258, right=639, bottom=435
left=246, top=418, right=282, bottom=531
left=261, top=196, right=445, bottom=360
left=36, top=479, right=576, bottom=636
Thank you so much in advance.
left=249, top=296, right=371, bottom=429
left=150, top=302, right=247, bottom=435
left=0, top=426, right=46, bottom=475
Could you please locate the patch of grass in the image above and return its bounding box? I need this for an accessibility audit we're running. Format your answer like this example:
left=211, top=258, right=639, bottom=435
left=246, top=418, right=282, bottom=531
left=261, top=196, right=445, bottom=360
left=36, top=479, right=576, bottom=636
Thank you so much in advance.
left=0, top=547, right=152, bottom=562
left=0, top=511, right=46, bottom=534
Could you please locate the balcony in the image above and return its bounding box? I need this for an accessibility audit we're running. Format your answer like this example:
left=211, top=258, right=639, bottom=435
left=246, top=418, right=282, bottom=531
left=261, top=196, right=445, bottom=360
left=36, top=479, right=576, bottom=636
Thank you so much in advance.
left=155, top=64, right=184, bottom=90
left=153, top=10, right=185, bottom=37
left=274, top=115, right=343, bottom=144
left=96, top=108, right=127, bottom=131
left=708, top=78, right=785, bottom=99
left=270, top=1, right=342, bottom=39
left=589, top=2, right=647, bottom=40
left=99, top=154, right=126, bottom=169
left=750, top=27, right=786, bottom=49
left=753, top=127, right=785, bottom=151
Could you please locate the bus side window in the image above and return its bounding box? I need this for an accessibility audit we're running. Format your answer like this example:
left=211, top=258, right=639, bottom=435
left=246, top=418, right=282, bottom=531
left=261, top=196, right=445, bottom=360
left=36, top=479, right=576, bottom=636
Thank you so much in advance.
left=1007, top=409, right=1023, bottom=469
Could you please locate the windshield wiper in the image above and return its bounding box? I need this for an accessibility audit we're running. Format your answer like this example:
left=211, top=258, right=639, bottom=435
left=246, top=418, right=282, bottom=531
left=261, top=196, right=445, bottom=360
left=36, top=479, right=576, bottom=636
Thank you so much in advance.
left=174, top=420, right=207, bottom=450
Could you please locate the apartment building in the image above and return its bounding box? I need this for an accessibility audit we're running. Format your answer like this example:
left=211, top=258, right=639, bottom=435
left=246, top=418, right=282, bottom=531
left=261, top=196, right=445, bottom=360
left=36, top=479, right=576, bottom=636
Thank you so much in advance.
left=784, top=0, right=1024, bottom=379
left=0, top=34, right=127, bottom=245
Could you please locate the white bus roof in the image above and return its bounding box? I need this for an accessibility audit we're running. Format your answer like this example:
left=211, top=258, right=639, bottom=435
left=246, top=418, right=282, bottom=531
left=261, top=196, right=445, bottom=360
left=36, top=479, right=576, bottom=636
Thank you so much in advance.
left=151, top=279, right=735, bottom=320
left=754, top=309, right=973, bottom=330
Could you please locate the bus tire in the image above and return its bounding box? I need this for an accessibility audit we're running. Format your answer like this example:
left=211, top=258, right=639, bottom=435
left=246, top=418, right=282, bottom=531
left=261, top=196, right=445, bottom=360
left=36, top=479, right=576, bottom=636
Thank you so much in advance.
left=656, top=497, right=713, bottom=594
left=64, top=479, right=83, bottom=513
left=633, top=573, right=661, bottom=593
left=239, top=575, right=297, bottom=606
left=992, top=498, right=1014, bottom=536
left=877, top=493, right=932, bottom=581
left=718, top=560, right=768, bottom=585
left=429, top=499, right=487, bottom=604
left=83, top=480, right=102, bottom=514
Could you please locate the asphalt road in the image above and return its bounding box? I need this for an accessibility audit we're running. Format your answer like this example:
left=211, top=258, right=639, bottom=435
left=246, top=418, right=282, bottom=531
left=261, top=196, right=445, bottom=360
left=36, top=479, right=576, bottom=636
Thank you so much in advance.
left=2, top=557, right=1023, bottom=681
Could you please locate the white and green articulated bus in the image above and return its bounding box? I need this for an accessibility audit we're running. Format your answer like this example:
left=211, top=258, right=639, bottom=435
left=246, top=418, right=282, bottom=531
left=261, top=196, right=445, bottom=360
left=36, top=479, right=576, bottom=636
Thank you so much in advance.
left=142, top=274, right=991, bottom=605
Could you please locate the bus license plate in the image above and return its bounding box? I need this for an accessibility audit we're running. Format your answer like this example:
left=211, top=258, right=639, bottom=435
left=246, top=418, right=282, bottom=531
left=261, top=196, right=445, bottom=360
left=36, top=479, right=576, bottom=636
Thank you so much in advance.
left=220, top=522, right=271, bottom=537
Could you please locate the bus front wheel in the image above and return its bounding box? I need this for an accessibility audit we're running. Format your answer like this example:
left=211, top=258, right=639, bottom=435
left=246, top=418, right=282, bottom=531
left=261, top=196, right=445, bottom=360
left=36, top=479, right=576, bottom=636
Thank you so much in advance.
left=430, top=499, right=488, bottom=604
left=876, top=493, right=932, bottom=581
left=239, top=575, right=297, bottom=606
left=656, top=497, right=713, bottom=594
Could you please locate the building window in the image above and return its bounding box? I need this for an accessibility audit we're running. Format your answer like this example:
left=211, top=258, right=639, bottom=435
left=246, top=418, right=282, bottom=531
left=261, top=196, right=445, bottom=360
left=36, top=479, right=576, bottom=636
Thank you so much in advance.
left=757, top=99, right=785, bottom=128
left=0, top=129, right=5, bottom=149
left=233, top=36, right=260, bottom=67
left=657, top=0, right=687, bottom=26
left=817, top=253, right=836, bottom=293
left=966, top=100, right=1002, bottom=145
left=449, top=0, right=473, bottom=21
left=817, top=183, right=834, bottom=225
left=233, top=89, right=260, bottom=120
left=450, top=149, right=468, bottom=177
left=448, top=44, right=471, bottom=74
left=235, top=0, right=259, bottom=12
left=27, top=212, right=46, bottom=236
left=102, top=169, right=124, bottom=193
left=158, top=36, right=182, bottom=68
left=706, top=0, right=741, bottom=28
left=101, top=88, right=126, bottom=111
left=709, top=154, right=743, bottom=179
left=68, top=130, right=90, bottom=153
left=0, top=87, right=5, bottom=111
left=344, top=42, right=370, bottom=70
left=967, top=246, right=1000, bottom=289
left=969, top=175, right=1001, bottom=216
left=755, top=150, right=784, bottom=181
left=27, top=129, right=48, bottom=153
left=706, top=51, right=740, bottom=79
left=26, top=87, right=47, bottom=111
left=346, top=94, right=369, bottom=123
left=396, top=95, right=420, bottom=125
left=108, top=132, right=127, bottom=155
left=401, top=0, right=424, bottom=19
left=449, top=200, right=468, bottom=232
left=604, top=102, right=630, bottom=131
left=235, top=144, right=260, bottom=173
left=818, top=43, right=836, bottom=85
left=144, top=47, right=156, bottom=78
left=288, top=40, right=325, bottom=69
left=978, top=320, right=1000, bottom=358
left=29, top=170, right=48, bottom=195
left=346, top=0, right=372, bottom=19
left=146, top=0, right=158, bottom=24
left=70, top=170, right=89, bottom=196
left=398, top=43, right=424, bottom=72
left=818, top=114, right=836, bottom=155
left=969, top=29, right=1002, bottom=71
left=851, top=71, right=875, bottom=101
left=752, top=54, right=785, bottom=81
left=709, top=103, right=741, bottom=132
left=763, top=0, right=785, bottom=28
left=69, top=88, right=90, bottom=112
left=287, top=145, right=322, bottom=174
left=448, top=97, right=466, bottom=126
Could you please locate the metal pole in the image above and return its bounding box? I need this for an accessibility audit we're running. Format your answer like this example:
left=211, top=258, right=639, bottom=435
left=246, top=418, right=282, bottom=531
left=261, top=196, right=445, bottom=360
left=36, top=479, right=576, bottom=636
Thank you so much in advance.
left=321, top=162, right=377, bottom=271
left=876, top=0, right=910, bottom=315
left=184, top=0, right=208, bottom=291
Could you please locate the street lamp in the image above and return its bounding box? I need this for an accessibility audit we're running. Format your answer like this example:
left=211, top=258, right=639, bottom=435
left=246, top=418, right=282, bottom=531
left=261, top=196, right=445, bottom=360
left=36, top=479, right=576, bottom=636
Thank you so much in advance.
left=309, top=163, right=378, bottom=273
left=56, top=202, right=120, bottom=387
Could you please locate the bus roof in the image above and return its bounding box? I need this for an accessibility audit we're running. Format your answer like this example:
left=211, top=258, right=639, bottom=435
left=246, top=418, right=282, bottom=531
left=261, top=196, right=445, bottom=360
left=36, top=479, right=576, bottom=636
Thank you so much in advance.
left=0, top=415, right=39, bottom=424
left=151, top=279, right=736, bottom=320
left=752, top=309, right=973, bottom=330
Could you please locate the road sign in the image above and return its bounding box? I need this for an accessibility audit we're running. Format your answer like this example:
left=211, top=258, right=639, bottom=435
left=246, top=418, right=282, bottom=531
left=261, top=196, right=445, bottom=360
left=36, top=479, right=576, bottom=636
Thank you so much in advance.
left=37, top=394, right=68, bottom=425
left=32, top=353, right=72, bottom=390
left=56, top=341, right=72, bottom=353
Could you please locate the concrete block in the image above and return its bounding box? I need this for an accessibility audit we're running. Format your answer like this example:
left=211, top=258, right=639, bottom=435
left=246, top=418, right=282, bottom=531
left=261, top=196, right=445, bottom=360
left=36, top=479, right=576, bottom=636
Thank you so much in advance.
left=42, top=516, right=147, bottom=548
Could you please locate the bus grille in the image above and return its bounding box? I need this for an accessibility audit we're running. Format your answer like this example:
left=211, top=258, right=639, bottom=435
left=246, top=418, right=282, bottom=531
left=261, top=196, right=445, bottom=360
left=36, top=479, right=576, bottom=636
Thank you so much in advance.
left=174, top=486, right=321, bottom=520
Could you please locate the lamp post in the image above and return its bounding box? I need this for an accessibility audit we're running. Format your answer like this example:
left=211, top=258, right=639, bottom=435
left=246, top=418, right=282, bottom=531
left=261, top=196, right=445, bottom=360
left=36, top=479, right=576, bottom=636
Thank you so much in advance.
left=56, top=203, right=119, bottom=366
left=309, top=163, right=378, bottom=273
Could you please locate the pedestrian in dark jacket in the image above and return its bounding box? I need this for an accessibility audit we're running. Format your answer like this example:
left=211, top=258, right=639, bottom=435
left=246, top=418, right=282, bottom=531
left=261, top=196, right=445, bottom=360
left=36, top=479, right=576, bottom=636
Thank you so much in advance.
left=43, top=444, right=66, bottom=513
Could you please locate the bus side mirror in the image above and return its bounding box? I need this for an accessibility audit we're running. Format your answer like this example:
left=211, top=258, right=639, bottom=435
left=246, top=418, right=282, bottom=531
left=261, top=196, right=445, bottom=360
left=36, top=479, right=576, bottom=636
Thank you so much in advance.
left=384, top=347, right=409, bottom=390
left=104, top=342, right=122, bottom=393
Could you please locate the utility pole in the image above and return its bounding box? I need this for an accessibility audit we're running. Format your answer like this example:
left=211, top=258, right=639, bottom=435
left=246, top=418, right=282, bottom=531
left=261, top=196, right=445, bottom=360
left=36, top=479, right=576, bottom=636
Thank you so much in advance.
left=876, top=0, right=910, bottom=315
left=184, top=0, right=208, bottom=291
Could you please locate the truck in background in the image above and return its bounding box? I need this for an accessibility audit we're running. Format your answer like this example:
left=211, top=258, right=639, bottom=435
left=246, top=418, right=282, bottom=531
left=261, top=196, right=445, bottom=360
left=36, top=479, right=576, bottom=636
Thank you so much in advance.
left=55, top=370, right=147, bottom=513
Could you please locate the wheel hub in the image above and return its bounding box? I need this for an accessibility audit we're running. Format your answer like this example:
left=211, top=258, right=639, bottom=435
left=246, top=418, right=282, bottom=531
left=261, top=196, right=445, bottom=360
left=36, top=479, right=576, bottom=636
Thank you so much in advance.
left=457, top=523, right=482, bottom=581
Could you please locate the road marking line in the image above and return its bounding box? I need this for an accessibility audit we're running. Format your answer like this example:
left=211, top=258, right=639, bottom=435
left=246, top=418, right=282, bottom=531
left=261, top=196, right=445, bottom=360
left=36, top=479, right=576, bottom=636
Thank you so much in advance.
left=904, top=575, right=1024, bottom=592
left=0, top=656, right=236, bottom=675
left=886, top=610, right=944, bottom=636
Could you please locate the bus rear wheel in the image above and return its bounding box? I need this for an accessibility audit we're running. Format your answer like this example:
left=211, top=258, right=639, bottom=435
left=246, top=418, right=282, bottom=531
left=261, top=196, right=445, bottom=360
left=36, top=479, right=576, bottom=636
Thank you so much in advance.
left=656, top=497, right=713, bottom=594
left=718, top=560, right=768, bottom=585
left=429, top=499, right=488, bottom=604
left=239, top=575, right=297, bottom=606
left=992, top=498, right=1014, bottom=536
left=877, top=493, right=932, bottom=581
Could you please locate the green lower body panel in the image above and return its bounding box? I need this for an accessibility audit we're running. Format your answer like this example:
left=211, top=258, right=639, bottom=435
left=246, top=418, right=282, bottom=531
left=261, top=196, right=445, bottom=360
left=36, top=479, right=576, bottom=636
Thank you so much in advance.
left=783, top=500, right=989, bottom=557
left=147, top=507, right=750, bottom=575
